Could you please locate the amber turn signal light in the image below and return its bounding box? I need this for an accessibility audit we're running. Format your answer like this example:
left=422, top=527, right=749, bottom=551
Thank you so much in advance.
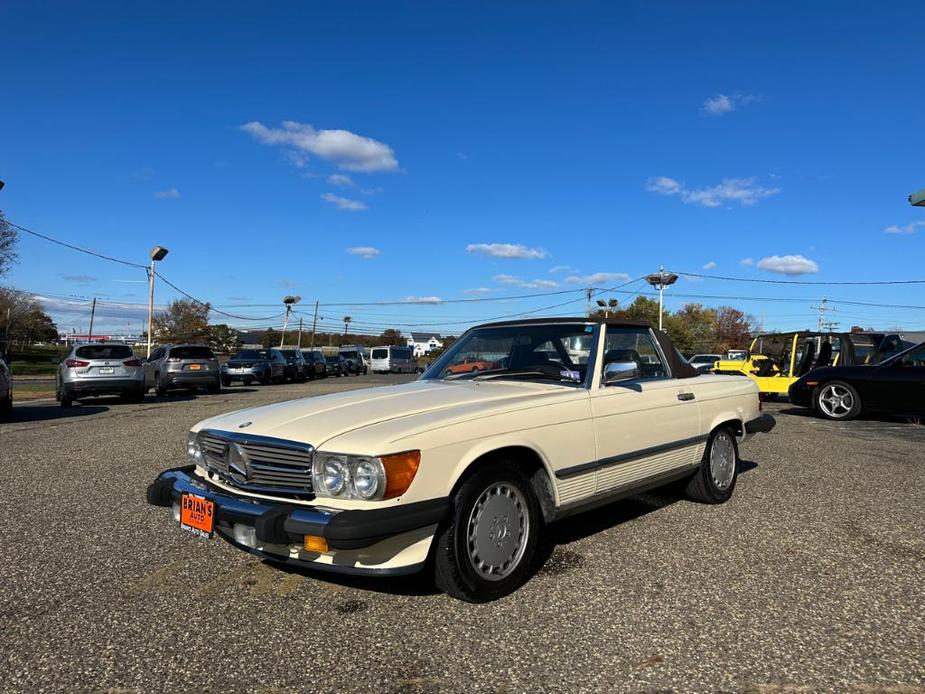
left=304, top=535, right=329, bottom=553
left=381, top=450, right=421, bottom=499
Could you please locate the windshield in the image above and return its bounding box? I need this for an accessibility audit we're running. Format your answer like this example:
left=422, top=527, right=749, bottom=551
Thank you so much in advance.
left=76, top=345, right=133, bottom=360
left=422, top=323, right=596, bottom=385
left=339, top=350, right=360, bottom=359
left=233, top=350, right=271, bottom=360
left=170, top=346, right=214, bottom=360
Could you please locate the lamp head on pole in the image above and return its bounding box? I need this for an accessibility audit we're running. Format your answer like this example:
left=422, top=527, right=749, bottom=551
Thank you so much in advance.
left=645, top=270, right=678, bottom=289
left=596, top=299, right=606, bottom=308
left=282, top=295, right=302, bottom=307
left=150, top=246, right=169, bottom=262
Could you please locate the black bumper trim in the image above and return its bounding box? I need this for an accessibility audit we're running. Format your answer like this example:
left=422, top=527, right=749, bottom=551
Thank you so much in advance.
left=745, top=414, right=776, bottom=434
left=145, top=467, right=449, bottom=550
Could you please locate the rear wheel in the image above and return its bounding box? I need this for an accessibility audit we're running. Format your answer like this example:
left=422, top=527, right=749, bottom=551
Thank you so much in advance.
left=261, top=370, right=272, bottom=386
left=1, top=389, right=12, bottom=418
left=209, top=376, right=221, bottom=393
left=685, top=427, right=739, bottom=504
left=434, top=463, right=541, bottom=602
left=221, top=375, right=231, bottom=387
left=57, top=382, right=74, bottom=408
left=155, top=374, right=167, bottom=397
left=814, top=381, right=861, bottom=421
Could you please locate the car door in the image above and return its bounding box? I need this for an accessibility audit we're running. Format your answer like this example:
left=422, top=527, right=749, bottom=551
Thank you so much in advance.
left=589, top=326, right=701, bottom=494
left=866, top=345, right=925, bottom=414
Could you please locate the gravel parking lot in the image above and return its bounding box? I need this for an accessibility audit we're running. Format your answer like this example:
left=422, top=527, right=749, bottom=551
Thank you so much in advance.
left=1, top=376, right=923, bottom=693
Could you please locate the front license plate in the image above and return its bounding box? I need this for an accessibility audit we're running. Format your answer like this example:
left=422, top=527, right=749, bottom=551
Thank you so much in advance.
left=99, top=367, right=114, bottom=374
left=179, top=493, right=215, bottom=538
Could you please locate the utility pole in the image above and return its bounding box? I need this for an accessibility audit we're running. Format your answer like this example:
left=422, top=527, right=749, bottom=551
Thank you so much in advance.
left=88, top=297, right=97, bottom=341
left=309, top=300, right=319, bottom=349
left=297, top=316, right=303, bottom=349
left=343, top=316, right=352, bottom=343
left=585, top=288, right=594, bottom=317
left=812, top=297, right=836, bottom=332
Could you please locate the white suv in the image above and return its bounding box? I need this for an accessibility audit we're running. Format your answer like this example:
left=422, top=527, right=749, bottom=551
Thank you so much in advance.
left=56, top=343, right=145, bottom=406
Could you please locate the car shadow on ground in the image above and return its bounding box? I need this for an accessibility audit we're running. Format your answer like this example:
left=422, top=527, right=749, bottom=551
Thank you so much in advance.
left=778, top=405, right=923, bottom=427
left=5, top=403, right=110, bottom=422
left=266, top=460, right=759, bottom=600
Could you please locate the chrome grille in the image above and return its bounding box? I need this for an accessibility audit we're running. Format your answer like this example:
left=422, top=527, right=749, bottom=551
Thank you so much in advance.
left=199, top=429, right=314, bottom=498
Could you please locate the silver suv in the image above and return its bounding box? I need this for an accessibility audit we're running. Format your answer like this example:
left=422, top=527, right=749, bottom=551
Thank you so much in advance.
left=56, top=343, right=145, bottom=406
left=145, top=344, right=221, bottom=396
left=221, top=348, right=289, bottom=386
left=0, top=355, right=11, bottom=419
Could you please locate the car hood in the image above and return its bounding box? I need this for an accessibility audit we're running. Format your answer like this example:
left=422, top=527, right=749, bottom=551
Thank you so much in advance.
left=193, top=379, right=581, bottom=450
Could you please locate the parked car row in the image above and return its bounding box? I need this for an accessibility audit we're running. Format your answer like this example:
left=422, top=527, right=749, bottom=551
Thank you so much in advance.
left=41, top=342, right=388, bottom=409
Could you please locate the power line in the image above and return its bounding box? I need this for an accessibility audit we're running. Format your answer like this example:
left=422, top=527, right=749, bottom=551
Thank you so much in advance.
left=8, top=220, right=147, bottom=269
left=672, top=269, right=925, bottom=286
left=153, top=272, right=287, bottom=322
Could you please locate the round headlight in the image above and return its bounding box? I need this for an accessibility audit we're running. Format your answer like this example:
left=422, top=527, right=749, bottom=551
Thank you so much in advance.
left=351, top=458, right=385, bottom=500
left=187, top=432, right=203, bottom=465
left=318, top=457, right=348, bottom=496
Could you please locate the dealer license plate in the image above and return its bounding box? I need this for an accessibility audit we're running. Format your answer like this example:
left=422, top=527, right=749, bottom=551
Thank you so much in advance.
left=179, top=493, right=215, bottom=538
left=99, top=367, right=114, bottom=374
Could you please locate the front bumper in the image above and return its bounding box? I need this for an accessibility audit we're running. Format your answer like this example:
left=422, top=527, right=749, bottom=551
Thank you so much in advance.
left=146, top=466, right=449, bottom=574
left=745, top=414, right=776, bottom=434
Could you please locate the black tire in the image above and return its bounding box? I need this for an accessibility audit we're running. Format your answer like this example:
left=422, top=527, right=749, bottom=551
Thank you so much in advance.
left=1, top=390, right=12, bottom=418
left=209, top=377, right=221, bottom=394
left=685, top=427, right=739, bottom=504
left=57, top=382, right=74, bottom=408
left=155, top=374, right=168, bottom=398
left=122, top=387, right=145, bottom=404
left=433, top=463, right=542, bottom=603
left=243, top=377, right=253, bottom=386
left=813, top=380, right=862, bottom=421
left=221, top=375, right=231, bottom=387
left=260, top=370, right=272, bottom=386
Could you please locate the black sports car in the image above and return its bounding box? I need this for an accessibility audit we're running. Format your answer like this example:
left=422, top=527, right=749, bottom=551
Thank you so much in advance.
left=789, top=341, right=925, bottom=420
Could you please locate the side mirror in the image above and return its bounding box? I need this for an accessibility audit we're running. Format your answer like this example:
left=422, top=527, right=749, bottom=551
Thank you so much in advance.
left=603, top=360, right=639, bottom=385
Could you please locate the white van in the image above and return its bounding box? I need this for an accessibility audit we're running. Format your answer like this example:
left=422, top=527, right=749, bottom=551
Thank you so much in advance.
left=370, top=345, right=416, bottom=374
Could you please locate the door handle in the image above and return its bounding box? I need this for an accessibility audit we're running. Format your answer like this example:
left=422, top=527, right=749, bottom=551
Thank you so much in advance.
left=677, top=392, right=695, bottom=401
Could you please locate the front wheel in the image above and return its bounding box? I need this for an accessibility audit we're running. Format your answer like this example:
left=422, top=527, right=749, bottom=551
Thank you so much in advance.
left=814, top=381, right=861, bottom=421
left=434, top=463, right=541, bottom=602
left=685, top=427, right=739, bottom=504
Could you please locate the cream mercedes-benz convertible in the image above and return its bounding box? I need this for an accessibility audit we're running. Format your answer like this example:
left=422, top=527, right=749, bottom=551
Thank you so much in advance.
left=147, top=318, right=774, bottom=601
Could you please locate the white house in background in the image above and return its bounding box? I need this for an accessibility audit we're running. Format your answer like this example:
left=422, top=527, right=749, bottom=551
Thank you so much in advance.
left=407, top=332, right=443, bottom=357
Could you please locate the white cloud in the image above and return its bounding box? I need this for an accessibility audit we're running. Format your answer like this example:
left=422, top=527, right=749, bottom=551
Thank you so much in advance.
left=740, top=258, right=754, bottom=266
left=241, top=120, right=399, bottom=173
left=703, top=93, right=758, bottom=116
left=346, top=246, right=380, bottom=258
left=549, top=265, right=575, bottom=274
left=466, top=243, right=549, bottom=260
left=884, top=221, right=925, bottom=235
left=756, top=254, right=819, bottom=276
left=564, top=272, right=632, bottom=285
left=646, top=176, right=780, bottom=208
left=464, top=287, right=494, bottom=294
left=327, top=174, right=355, bottom=187
left=702, top=261, right=717, bottom=270
left=405, top=296, right=443, bottom=304
left=154, top=188, right=180, bottom=199
left=493, top=274, right=558, bottom=289
left=321, top=193, right=368, bottom=211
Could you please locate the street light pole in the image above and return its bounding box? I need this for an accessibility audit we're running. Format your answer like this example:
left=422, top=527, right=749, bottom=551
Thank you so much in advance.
left=280, top=295, right=302, bottom=347
left=645, top=266, right=679, bottom=332
left=343, top=315, right=352, bottom=343
left=146, top=246, right=169, bottom=358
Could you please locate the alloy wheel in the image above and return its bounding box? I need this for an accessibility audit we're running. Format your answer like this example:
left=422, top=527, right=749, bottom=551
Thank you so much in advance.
left=818, top=384, right=854, bottom=419
left=709, top=431, right=736, bottom=490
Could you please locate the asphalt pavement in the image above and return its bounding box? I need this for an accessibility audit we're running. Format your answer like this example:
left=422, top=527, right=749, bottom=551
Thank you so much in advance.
left=1, top=376, right=923, bottom=693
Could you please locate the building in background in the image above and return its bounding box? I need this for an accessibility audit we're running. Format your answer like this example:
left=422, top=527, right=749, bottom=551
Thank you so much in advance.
left=407, top=332, right=443, bottom=357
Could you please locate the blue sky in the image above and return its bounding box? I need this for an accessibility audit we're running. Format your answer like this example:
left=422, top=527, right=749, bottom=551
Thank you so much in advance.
left=2, top=1, right=924, bottom=337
